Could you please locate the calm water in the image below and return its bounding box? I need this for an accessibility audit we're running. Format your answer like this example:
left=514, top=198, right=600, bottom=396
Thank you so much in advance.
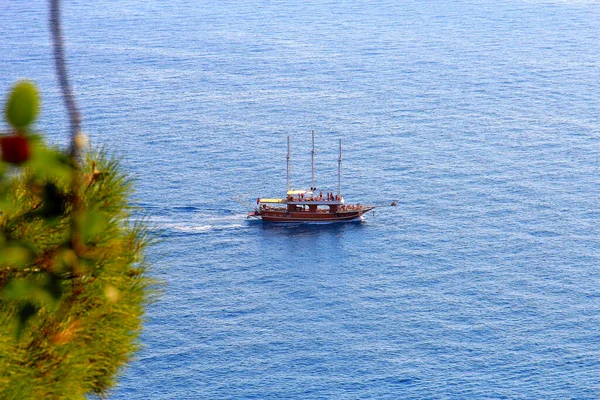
left=2, top=0, right=600, bottom=398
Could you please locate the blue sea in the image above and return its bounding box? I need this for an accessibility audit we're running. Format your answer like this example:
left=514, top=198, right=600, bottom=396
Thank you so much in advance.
left=2, top=0, right=600, bottom=398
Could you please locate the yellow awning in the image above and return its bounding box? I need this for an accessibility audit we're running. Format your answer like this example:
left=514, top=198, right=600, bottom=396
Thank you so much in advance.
left=259, top=198, right=287, bottom=203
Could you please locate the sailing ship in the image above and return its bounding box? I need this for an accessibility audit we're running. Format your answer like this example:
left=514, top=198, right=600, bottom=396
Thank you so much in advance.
left=248, top=132, right=376, bottom=223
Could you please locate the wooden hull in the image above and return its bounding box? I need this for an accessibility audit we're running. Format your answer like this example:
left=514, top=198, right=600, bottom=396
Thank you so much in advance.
left=257, top=208, right=373, bottom=223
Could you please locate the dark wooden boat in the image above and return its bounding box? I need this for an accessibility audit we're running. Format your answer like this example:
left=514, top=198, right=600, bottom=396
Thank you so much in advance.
left=248, top=132, right=375, bottom=223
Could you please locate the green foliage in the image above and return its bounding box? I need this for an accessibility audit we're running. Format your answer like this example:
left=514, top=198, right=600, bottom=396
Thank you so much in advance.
left=0, top=82, right=154, bottom=399
left=5, top=81, right=40, bottom=130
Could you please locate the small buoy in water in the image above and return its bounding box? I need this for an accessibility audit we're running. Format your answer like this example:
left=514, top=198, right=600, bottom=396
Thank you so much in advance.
left=391, top=201, right=398, bottom=206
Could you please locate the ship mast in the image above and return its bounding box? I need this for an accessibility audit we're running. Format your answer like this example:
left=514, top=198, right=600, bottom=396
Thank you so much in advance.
left=286, top=136, right=291, bottom=193
left=311, top=130, right=315, bottom=191
left=338, top=138, right=342, bottom=197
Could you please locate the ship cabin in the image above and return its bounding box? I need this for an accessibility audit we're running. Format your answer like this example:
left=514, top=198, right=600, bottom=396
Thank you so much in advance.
left=259, top=189, right=346, bottom=215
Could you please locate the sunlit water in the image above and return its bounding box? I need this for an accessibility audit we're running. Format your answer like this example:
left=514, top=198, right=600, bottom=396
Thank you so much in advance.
left=2, top=0, right=600, bottom=398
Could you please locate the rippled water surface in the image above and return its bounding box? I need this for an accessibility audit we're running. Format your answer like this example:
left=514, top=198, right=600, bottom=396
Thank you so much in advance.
left=2, top=0, right=600, bottom=398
